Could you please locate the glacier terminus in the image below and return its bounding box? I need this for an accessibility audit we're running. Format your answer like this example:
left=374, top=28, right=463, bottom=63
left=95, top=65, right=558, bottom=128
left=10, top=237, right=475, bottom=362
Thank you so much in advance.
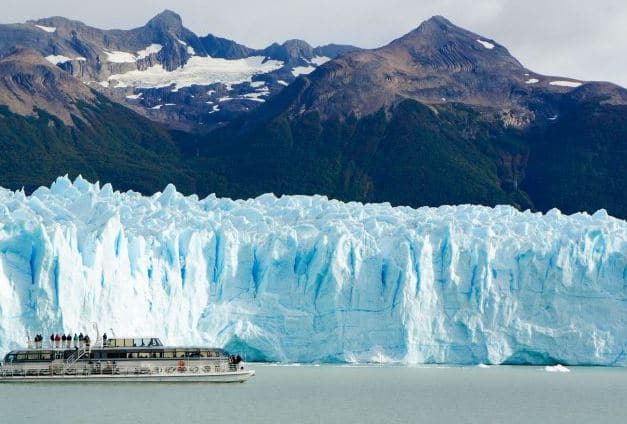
left=0, top=177, right=625, bottom=365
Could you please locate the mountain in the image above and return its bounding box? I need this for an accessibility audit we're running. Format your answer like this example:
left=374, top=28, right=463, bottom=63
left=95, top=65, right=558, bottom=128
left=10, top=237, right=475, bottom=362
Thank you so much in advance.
left=184, top=16, right=627, bottom=217
left=0, top=48, right=96, bottom=125
left=0, top=48, right=194, bottom=193
left=0, top=12, right=625, bottom=218
left=1, top=177, right=625, bottom=365
left=0, top=10, right=361, bottom=131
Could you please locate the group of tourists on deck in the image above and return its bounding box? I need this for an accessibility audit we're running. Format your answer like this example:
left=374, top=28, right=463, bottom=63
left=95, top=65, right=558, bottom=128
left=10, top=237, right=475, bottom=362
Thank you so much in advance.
left=31, top=333, right=93, bottom=349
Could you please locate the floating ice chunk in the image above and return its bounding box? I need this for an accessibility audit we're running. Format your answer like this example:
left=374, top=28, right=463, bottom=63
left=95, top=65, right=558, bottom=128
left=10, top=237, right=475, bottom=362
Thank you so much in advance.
left=550, top=80, right=582, bottom=88
left=477, top=363, right=490, bottom=368
left=545, top=364, right=571, bottom=373
left=150, top=104, right=163, bottom=110
left=477, top=39, right=495, bottom=49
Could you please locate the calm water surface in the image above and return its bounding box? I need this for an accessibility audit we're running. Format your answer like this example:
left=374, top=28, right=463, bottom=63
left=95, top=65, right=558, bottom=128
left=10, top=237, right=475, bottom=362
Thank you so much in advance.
left=1, top=365, right=625, bottom=424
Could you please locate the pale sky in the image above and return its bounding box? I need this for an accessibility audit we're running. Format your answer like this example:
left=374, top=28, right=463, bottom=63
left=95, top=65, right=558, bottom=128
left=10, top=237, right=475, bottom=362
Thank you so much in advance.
left=3, top=0, right=626, bottom=87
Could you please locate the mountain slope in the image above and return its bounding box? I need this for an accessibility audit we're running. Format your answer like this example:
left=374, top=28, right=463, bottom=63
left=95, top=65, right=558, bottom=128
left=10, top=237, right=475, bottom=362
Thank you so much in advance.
left=181, top=16, right=627, bottom=217
left=0, top=49, right=194, bottom=193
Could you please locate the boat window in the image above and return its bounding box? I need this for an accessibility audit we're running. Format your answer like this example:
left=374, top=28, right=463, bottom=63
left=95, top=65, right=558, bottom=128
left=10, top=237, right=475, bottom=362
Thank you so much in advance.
left=127, top=352, right=139, bottom=359
left=138, top=352, right=151, bottom=359
left=176, top=350, right=186, bottom=358
left=40, top=352, right=52, bottom=360
left=5, top=354, right=16, bottom=362
left=17, top=354, right=28, bottom=360
left=162, top=351, right=175, bottom=358
left=27, top=353, right=40, bottom=360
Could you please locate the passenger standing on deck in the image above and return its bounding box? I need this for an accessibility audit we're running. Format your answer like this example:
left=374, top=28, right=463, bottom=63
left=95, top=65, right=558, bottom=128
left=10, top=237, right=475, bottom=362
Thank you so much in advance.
left=79, top=333, right=84, bottom=348
left=73, top=334, right=78, bottom=348
left=103, top=333, right=108, bottom=347
left=85, top=335, right=91, bottom=350
left=61, top=334, right=66, bottom=348
left=50, top=334, right=54, bottom=348
left=55, top=334, right=61, bottom=348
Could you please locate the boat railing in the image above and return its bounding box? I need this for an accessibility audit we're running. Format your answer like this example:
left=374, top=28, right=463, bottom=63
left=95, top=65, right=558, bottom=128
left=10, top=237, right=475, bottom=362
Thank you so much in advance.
left=0, top=359, right=241, bottom=378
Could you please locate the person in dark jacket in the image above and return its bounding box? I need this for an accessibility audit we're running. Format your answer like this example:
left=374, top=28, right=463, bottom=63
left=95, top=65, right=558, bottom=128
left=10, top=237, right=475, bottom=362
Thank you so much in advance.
left=50, top=334, right=54, bottom=348
left=79, top=333, right=84, bottom=348
left=103, top=333, right=108, bottom=347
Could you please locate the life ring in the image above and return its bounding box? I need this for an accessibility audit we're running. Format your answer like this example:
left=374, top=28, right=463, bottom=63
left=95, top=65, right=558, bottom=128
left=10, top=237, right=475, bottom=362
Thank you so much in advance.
left=177, top=360, right=187, bottom=373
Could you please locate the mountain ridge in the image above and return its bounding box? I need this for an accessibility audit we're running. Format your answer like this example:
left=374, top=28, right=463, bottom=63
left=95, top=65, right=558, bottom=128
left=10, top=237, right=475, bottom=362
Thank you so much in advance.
left=0, top=11, right=625, bottom=218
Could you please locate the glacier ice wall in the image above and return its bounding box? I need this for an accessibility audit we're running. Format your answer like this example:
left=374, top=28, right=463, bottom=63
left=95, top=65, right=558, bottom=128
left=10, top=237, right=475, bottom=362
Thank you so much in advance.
left=0, top=176, right=625, bottom=365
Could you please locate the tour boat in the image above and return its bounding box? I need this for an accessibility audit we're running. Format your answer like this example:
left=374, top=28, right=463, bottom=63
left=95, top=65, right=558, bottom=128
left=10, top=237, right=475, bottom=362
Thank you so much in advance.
left=0, top=335, right=255, bottom=383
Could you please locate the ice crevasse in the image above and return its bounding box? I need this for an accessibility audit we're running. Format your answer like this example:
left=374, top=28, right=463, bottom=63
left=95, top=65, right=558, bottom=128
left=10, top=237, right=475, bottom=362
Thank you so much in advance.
left=0, top=176, right=625, bottom=365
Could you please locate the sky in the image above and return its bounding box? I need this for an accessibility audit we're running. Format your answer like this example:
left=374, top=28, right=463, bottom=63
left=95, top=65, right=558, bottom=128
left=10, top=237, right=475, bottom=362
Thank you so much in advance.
left=3, top=0, right=626, bottom=87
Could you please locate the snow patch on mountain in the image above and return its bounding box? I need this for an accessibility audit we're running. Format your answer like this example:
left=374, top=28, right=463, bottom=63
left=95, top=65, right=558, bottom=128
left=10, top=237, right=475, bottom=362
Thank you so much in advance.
left=45, top=55, right=86, bottom=65
left=0, top=177, right=625, bottom=365
left=45, top=55, right=72, bottom=65
left=137, top=44, right=163, bottom=60
left=550, top=80, right=582, bottom=88
left=477, top=39, right=495, bottom=49
left=310, top=56, right=331, bottom=66
left=104, top=50, right=138, bottom=63
left=107, top=56, right=284, bottom=90
left=34, top=25, right=56, bottom=33
left=292, top=65, right=316, bottom=77
left=525, top=78, right=540, bottom=84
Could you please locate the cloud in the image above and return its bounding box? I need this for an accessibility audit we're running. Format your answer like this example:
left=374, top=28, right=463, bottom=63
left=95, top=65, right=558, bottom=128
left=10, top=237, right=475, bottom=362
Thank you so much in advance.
left=3, top=0, right=626, bottom=86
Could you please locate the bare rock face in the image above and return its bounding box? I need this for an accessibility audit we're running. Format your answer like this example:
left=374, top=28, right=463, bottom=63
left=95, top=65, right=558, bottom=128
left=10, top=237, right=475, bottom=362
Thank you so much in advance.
left=0, top=49, right=96, bottom=125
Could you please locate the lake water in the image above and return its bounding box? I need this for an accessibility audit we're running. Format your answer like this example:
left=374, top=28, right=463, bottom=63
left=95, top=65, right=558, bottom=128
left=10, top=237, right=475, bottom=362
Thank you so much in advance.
left=1, top=364, right=625, bottom=424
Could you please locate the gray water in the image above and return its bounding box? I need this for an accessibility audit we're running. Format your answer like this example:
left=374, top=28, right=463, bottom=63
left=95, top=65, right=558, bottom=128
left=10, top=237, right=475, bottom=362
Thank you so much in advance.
left=1, top=365, right=625, bottom=424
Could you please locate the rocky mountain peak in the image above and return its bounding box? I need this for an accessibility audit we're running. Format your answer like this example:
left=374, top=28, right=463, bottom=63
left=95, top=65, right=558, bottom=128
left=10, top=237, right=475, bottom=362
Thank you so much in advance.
left=146, top=10, right=183, bottom=30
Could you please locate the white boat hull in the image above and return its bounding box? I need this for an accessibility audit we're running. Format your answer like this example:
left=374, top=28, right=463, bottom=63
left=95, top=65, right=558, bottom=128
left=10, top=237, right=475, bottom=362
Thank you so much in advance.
left=0, top=370, right=255, bottom=383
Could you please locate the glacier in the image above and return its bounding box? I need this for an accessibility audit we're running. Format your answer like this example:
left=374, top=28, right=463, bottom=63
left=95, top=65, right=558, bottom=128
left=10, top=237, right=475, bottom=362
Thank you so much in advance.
left=0, top=176, right=625, bottom=365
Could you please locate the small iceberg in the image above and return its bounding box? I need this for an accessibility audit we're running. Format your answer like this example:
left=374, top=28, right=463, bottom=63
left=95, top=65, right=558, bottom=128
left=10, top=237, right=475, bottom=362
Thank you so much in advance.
left=477, top=363, right=490, bottom=369
left=545, top=364, right=570, bottom=373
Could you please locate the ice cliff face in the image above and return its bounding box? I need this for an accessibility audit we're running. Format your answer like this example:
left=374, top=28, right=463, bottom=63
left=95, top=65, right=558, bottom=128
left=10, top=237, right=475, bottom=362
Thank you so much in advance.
left=0, top=177, right=625, bottom=365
